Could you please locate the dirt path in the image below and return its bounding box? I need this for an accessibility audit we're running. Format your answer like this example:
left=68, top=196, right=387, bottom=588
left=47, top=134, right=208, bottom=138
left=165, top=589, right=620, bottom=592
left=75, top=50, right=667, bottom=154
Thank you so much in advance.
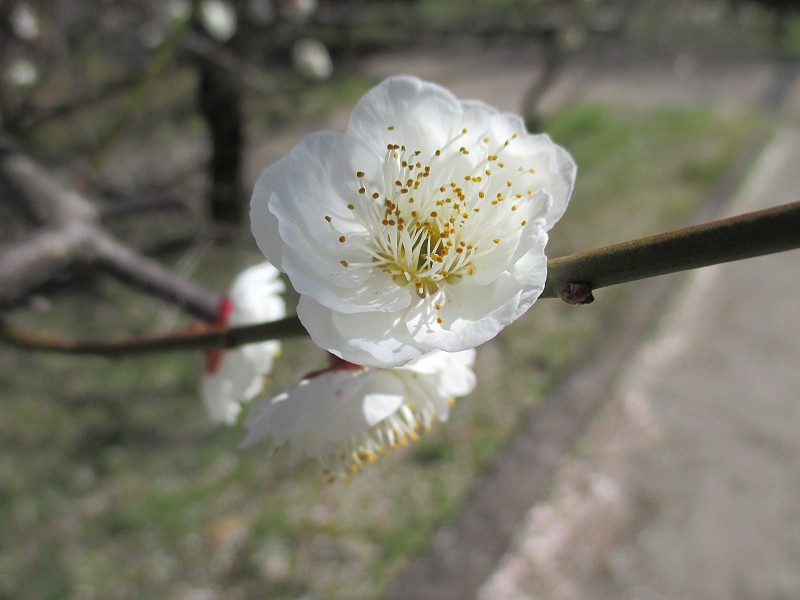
left=363, top=43, right=800, bottom=600
left=477, top=72, right=800, bottom=600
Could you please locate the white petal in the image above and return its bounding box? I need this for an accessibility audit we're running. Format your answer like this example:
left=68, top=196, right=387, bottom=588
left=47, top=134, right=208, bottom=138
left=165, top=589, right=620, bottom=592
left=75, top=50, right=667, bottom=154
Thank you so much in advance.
left=241, top=347, right=478, bottom=470
left=250, top=157, right=290, bottom=270
left=202, top=348, right=263, bottom=423
left=404, top=273, right=526, bottom=352
left=347, top=76, right=460, bottom=154
left=253, top=131, right=377, bottom=281
left=229, top=262, right=286, bottom=323
left=359, top=372, right=406, bottom=425
left=200, top=261, right=284, bottom=424
left=402, top=349, right=477, bottom=397
left=297, top=296, right=429, bottom=367
left=254, top=131, right=415, bottom=313
left=507, top=246, right=549, bottom=320
left=242, top=370, right=367, bottom=447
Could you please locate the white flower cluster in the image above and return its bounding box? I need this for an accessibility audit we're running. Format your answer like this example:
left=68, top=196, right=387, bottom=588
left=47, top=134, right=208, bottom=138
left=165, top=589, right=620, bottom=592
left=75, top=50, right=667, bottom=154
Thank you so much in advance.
left=201, top=262, right=285, bottom=423
left=242, top=349, right=476, bottom=480
left=203, top=76, right=575, bottom=477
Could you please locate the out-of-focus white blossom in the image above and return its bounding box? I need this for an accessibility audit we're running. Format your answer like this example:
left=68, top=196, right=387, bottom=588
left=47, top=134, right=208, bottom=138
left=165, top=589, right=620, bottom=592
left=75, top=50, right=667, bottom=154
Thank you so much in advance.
left=291, top=38, right=333, bottom=81
left=10, top=3, right=40, bottom=41
left=251, top=76, right=576, bottom=367
left=5, top=57, right=39, bottom=87
left=201, top=263, right=285, bottom=424
left=242, top=349, right=476, bottom=479
left=200, top=0, right=238, bottom=42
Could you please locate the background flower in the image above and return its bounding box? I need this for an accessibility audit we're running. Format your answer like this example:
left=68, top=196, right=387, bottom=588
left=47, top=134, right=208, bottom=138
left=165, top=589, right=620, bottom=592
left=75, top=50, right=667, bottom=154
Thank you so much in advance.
left=241, top=349, right=476, bottom=478
left=251, top=76, right=576, bottom=367
left=201, top=262, right=286, bottom=423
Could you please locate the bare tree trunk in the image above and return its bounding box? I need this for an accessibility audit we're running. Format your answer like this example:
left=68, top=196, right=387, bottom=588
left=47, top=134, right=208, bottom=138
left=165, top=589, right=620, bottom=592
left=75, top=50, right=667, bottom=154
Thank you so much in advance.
left=197, top=53, right=244, bottom=225
left=522, top=27, right=560, bottom=133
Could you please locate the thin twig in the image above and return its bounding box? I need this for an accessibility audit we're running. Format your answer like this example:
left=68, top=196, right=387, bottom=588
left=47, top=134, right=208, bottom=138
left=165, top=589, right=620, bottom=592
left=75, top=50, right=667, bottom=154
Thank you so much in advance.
left=0, top=316, right=306, bottom=355
left=541, top=200, right=800, bottom=298
left=3, top=200, right=799, bottom=357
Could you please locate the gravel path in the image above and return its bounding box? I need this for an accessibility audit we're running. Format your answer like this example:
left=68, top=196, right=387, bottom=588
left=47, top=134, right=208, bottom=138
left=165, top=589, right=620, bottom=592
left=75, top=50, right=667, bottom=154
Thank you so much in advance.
left=477, top=71, right=800, bottom=600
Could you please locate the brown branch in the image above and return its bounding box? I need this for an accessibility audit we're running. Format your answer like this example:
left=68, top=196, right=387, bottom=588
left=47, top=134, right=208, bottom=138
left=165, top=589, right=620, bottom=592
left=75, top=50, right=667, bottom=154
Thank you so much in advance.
left=91, top=230, right=222, bottom=318
left=4, top=200, right=800, bottom=358
left=541, top=200, right=800, bottom=299
left=0, top=315, right=306, bottom=355
left=0, top=222, right=96, bottom=303
left=0, top=132, right=222, bottom=320
left=0, top=132, right=97, bottom=226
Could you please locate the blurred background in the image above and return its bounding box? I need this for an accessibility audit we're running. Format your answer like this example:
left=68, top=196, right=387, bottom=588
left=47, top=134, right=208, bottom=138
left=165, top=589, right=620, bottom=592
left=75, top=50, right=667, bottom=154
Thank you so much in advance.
left=1, top=1, right=799, bottom=599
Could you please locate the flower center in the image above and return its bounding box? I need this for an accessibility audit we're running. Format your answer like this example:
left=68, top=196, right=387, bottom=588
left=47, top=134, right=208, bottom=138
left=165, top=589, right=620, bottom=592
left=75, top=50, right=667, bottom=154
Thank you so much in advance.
left=326, top=127, right=537, bottom=299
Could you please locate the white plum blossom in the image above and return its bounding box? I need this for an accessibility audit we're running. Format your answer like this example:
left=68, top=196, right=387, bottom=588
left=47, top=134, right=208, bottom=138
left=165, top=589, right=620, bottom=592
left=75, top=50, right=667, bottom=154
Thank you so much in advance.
left=199, top=0, right=237, bottom=42
left=11, top=3, right=40, bottom=41
left=291, top=38, right=333, bottom=81
left=201, top=262, right=285, bottom=423
left=241, top=349, right=476, bottom=479
left=251, top=76, right=576, bottom=367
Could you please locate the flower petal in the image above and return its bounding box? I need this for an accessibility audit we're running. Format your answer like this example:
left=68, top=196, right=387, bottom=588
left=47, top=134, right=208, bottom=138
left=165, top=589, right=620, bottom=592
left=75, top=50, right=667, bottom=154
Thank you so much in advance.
left=347, top=76, right=461, bottom=154
left=200, top=262, right=284, bottom=423
left=229, top=262, right=286, bottom=323
left=404, top=275, right=525, bottom=352
left=242, top=348, right=477, bottom=473
left=297, top=296, right=430, bottom=367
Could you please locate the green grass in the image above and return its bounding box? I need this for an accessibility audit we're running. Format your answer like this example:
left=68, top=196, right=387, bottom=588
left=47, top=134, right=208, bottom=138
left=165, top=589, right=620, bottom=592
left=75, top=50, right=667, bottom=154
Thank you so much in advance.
left=0, top=100, right=761, bottom=599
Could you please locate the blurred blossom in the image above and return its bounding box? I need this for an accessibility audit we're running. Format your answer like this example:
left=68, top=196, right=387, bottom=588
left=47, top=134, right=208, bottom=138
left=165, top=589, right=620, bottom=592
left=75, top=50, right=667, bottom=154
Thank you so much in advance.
left=279, top=0, right=316, bottom=22
left=242, top=349, right=476, bottom=479
left=291, top=38, right=333, bottom=81
left=200, top=0, right=238, bottom=42
left=201, top=263, right=285, bottom=424
left=251, top=76, right=576, bottom=367
left=10, top=3, right=40, bottom=41
left=5, top=57, right=39, bottom=87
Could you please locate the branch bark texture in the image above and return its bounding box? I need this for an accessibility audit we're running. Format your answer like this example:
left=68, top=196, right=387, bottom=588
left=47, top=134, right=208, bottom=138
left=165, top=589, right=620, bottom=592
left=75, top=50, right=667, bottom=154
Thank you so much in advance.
left=541, top=200, right=800, bottom=298
left=0, top=133, right=222, bottom=319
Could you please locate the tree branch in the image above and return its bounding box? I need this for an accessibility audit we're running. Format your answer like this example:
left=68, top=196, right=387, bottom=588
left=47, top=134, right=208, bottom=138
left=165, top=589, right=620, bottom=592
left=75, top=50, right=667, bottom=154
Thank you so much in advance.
left=0, top=222, right=96, bottom=303
left=3, top=200, right=799, bottom=357
left=541, top=200, right=800, bottom=299
left=0, top=132, right=222, bottom=319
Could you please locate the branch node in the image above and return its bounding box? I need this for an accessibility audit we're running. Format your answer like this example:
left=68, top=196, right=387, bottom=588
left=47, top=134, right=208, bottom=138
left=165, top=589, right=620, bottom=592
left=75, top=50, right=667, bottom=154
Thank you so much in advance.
left=560, top=281, right=595, bottom=305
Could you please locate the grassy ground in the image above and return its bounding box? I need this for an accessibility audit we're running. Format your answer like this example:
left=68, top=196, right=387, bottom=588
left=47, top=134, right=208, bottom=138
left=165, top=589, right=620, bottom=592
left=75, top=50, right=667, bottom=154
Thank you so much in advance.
left=0, top=99, right=760, bottom=600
